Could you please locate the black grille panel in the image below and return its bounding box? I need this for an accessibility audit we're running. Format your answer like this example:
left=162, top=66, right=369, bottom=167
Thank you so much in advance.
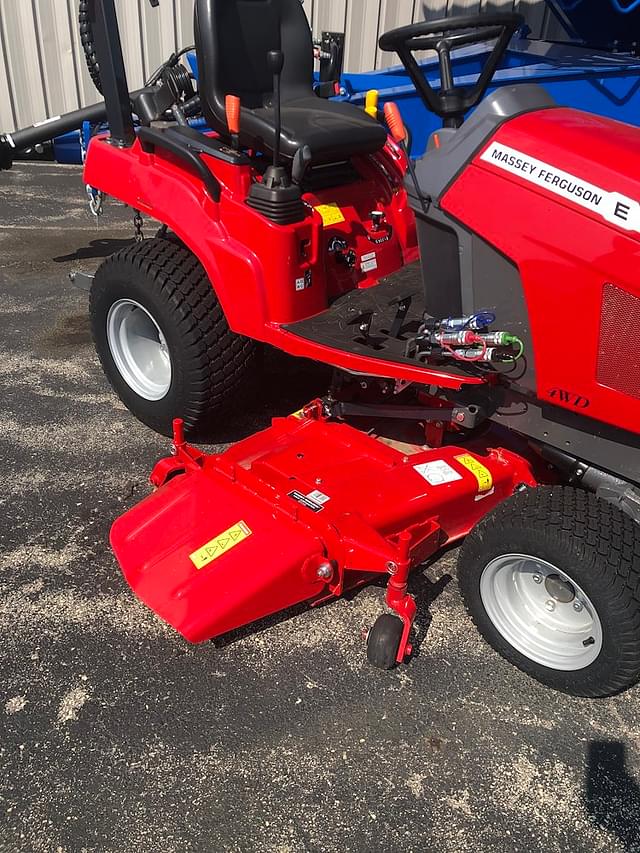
left=598, top=283, right=640, bottom=399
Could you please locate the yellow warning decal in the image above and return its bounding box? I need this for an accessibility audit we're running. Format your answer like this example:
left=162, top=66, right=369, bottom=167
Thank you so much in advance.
left=455, top=454, right=493, bottom=493
left=315, top=202, right=346, bottom=227
left=290, top=407, right=306, bottom=419
left=189, top=521, right=252, bottom=570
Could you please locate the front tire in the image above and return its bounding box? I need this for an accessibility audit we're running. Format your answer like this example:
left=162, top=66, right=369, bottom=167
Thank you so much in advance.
left=90, top=238, right=256, bottom=438
left=458, top=486, right=640, bottom=697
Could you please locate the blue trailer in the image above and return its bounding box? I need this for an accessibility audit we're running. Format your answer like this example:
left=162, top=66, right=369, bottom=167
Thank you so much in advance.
left=53, top=0, right=640, bottom=162
left=339, top=38, right=640, bottom=156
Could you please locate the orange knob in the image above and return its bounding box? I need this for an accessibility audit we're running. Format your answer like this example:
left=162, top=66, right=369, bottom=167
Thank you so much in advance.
left=225, top=95, right=241, bottom=135
left=383, top=101, right=406, bottom=145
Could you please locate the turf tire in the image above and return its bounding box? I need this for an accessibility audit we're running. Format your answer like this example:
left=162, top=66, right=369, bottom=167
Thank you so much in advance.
left=90, top=238, right=256, bottom=438
left=458, top=486, right=640, bottom=698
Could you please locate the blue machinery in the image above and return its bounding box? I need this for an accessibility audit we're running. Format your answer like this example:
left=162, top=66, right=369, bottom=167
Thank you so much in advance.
left=53, top=0, right=640, bottom=162
left=338, top=0, right=640, bottom=155
left=339, top=39, right=640, bottom=156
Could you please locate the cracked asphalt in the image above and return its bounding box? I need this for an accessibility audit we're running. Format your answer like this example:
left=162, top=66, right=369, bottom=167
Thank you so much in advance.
left=1, top=162, right=640, bottom=853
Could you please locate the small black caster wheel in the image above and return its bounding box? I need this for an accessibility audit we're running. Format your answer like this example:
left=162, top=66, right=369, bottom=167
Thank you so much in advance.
left=367, top=614, right=404, bottom=669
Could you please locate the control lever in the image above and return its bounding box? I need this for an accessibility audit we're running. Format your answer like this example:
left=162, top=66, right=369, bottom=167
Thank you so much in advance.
left=267, top=49, right=285, bottom=170
left=246, top=48, right=305, bottom=222
left=225, top=95, right=241, bottom=150
left=383, top=102, right=429, bottom=215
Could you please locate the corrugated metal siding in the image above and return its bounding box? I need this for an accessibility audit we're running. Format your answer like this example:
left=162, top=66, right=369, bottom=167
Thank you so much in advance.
left=0, top=0, right=561, bottom=133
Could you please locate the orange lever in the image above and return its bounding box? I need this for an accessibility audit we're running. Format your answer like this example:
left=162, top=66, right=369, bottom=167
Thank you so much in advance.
left=225, top=95, right=241, bottom=136
left=383, top=101, right=406, bottom=145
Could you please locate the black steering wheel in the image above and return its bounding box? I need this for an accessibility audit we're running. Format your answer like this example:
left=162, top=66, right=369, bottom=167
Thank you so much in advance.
left=379, top=14, right=524, bottom=127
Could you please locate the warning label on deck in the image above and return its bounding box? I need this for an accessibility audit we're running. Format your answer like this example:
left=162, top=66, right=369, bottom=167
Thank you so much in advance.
left=455, top=454, right=493, bottom=493
left=288, top=490, right=325, bottom=512
left=414, top=460, right=462, bottom=486
left=481, top=141, right=640, bottom=234
left=190, top=521, right=252, bottom=570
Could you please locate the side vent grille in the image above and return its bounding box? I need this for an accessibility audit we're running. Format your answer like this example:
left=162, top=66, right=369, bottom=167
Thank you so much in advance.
left=597, top=283, right=640, bottom=399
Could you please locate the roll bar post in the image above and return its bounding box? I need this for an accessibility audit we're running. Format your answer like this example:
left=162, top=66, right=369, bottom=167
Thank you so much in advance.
left=88, top=0, right=136, bottom=147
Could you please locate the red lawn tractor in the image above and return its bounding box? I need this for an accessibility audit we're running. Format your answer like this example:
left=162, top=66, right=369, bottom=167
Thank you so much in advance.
left=4, top=1, right=640, bottom=697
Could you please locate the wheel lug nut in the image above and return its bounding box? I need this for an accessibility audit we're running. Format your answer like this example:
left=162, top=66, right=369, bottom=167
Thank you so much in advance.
left=545, top=599, right=556, bottom=612
left=533, top=574, right=542, bottom=584
left=573, top=601, right=583, bottom=612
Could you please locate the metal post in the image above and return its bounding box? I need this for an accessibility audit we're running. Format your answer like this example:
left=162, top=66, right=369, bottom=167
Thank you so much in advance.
left=89, top=0, right=136, bottom=147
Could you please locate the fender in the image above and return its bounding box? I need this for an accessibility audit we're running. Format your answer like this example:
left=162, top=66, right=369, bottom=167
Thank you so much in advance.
left=84, top=133, right=420, bottom=355
left=84, top=135, right=269, bottom=337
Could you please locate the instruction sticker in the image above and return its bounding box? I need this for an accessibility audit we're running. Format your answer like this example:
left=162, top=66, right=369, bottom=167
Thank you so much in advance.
left=189, top=521, right=252, bottom=570
left=295, top=270, right=313, bottom=292
left=414, top=460, right=462, bottom=486
left=361, top=251, right=378, bottom=273
left=315, top=202, right=346, bottom=227
left=307, top=489, right=330, bottom=505
left=455, top=454, right=493, bottom=493
left=288, top=490, right=325, bottom=512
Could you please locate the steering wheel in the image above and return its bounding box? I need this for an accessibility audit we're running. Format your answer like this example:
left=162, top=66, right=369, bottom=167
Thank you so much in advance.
left=379, top=14, right=524, bottom=127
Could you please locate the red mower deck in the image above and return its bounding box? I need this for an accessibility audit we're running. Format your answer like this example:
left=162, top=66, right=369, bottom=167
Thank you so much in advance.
left=112, top=406, right=539, bottom=660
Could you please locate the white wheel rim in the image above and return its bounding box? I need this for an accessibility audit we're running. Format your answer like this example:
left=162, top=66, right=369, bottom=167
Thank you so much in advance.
left=480, top=554, right=603, bottom=671
left=106, top=299, right=172, bottom=401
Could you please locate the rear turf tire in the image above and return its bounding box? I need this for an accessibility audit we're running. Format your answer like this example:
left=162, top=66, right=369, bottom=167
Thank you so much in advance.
left=90, top=238, right=256, bottom=438
left=458, top=486, right=640, bottom=698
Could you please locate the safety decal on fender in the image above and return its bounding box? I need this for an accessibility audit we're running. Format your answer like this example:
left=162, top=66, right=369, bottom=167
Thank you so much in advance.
left=481, top=141, right=640, bottom=234
left=315, top=202, right=346, bottom=227
left=189, top=521, right=252, bottom=570
left=361, top=251, right=378, bottom=273
left=288, top=490, right=325, bottom=512
left=295, top=270, right=313, bottom=292
left=454, top=454, right=493, bottom=493
left=414, top=460, right=462, bottom=486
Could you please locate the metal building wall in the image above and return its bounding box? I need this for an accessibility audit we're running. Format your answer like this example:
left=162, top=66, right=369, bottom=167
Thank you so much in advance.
left=0, top=0, right=563, bottom=134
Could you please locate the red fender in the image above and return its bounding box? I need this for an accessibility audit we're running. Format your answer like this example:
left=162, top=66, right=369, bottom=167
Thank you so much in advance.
left=84, top=136, right=270, bottom=336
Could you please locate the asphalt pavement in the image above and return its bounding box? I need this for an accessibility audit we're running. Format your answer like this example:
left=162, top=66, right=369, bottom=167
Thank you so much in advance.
left=1, top=162, right=639, bottom=853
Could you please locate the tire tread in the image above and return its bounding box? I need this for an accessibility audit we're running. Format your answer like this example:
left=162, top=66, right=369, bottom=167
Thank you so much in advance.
left=458, top=486, right=640, bottom=697
left=90, top=238, right=256, bottom=436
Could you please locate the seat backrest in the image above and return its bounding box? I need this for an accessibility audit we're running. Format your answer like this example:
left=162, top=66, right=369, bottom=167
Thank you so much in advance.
left=195, top=0, right=314, bottom=131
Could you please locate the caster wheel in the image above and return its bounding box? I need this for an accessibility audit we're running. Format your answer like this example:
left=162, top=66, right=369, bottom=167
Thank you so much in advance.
left=367, top=614, right=404, bottom=669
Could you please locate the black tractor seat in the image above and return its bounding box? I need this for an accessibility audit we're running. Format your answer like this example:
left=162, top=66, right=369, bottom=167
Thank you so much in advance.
left=236, top=96, right=388, bottom=163
left=195, top=0, right=387, bottom=164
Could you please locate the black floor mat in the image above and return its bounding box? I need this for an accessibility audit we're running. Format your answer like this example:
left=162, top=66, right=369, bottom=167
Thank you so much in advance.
left=285, top=262, right=427, bottom=367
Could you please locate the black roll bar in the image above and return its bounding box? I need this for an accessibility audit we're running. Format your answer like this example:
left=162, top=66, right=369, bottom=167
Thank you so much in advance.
left=89, top=0, right=136, bottom=147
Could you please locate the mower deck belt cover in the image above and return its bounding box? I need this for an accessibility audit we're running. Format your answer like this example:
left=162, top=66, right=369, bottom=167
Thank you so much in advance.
left=111, top=409, right=536, bottom=643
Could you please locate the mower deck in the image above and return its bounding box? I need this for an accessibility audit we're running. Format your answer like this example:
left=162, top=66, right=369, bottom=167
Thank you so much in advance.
left=111, top=406, right=539, bottom=660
